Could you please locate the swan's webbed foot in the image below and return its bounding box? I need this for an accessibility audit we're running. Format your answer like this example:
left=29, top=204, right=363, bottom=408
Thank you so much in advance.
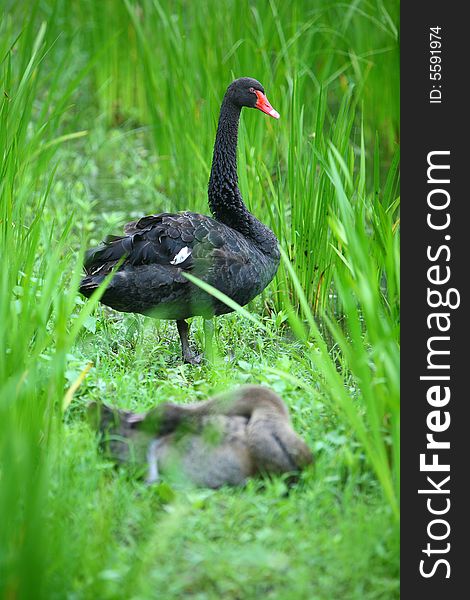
left=183, top=350, right=202, bottom=365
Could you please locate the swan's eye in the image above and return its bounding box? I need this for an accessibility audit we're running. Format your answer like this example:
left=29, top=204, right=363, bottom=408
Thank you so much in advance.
left=249, top=87, right=255, bottom=93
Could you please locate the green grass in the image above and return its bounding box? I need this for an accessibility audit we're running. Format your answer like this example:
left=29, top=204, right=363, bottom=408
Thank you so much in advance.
left=1, top=1, right=400, bottom=598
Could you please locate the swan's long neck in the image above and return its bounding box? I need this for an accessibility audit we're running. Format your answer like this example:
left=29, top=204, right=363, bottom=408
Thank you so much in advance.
left=207, top=95, right=279, bottom=256
left=208, top=98, right=248, bottom=229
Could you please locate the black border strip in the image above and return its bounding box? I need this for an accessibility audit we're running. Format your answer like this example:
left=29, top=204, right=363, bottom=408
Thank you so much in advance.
left=401, top=4, right=467, bottom=596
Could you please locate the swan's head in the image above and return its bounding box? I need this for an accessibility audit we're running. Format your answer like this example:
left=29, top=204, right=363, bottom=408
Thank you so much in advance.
left=226, top=77, right=280, bottom=119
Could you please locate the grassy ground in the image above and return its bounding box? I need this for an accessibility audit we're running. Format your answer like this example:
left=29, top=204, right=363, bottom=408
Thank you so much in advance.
left=61, top=307, right=399, bottom=600
left=1, top=1, right=400, bottom=598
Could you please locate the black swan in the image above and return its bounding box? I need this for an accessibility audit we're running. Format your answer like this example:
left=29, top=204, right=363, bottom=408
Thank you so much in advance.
left=80, top=77, right=280, bottom=363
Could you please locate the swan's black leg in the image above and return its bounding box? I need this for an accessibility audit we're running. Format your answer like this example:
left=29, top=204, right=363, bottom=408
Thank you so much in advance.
left=176, top=319, right=201, bottom=365
left=203, top=318, right=215, bottom=363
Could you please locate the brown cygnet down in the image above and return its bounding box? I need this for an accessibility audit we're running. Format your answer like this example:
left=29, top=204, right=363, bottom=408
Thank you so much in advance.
left=95, top=385, right=313, bottom=488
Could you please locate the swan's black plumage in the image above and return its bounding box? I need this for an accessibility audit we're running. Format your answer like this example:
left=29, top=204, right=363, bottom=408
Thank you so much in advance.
left=80, top=77, right=280, bottom=362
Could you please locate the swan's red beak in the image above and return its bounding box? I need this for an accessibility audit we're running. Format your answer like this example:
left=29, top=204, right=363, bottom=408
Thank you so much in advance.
left=254, top=90, right=280, bottom=119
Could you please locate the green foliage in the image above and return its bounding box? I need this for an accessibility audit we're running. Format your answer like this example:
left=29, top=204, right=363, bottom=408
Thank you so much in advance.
left=1, top=1, right=400, bottom=598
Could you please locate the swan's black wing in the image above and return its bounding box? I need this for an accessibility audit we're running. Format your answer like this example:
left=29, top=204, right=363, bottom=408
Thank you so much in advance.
left=83, top=212, right=229, bottom=276
left=79, top=211, right=251, bottom=318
